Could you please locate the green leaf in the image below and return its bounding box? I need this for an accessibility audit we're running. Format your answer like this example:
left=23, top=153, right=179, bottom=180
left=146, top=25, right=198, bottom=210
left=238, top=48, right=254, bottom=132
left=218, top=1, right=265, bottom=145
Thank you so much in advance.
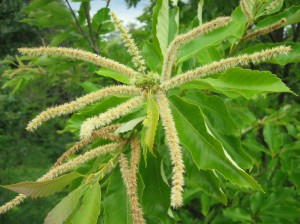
left=169, top=96, right=261, bottom=190
left=142, top=41, right=162, bottom=73
left=72, top=183, right=101, bottom=224
left=103, top=169, right=132, bottom=224
left=256, top=4, right=300, bottom=29
left=152, top=0, right=169, bottom=57
left=1, top=172, right=82, bottom=197
left=115, top=116, right=145, bottom=134
left=182, top=68, right=293, bottom=98
left=184, top=91, right=254, bottom=169
left=223, top=207, right=252, bottom=222
left=140, top=154, right=173, bottom=223
left=238, top=43, right=300, bottom=65
left=197, top=0, right=204, bottom=25
left=263, top=123, right=284, bottom=156
left=184, top=148, right=227, bottom=204
left=44, top=185, right=86, bottom=224
left=255, top=0, right=284, bottom=18
left=92, top=8, right=110, bottom=31
left=177, top=7, right=247, bottom=64
left=142, top=97, right=159, bottom=155
left=96, top=68, right=131, bottom=84
left=168, top=7, right=179, bottom=44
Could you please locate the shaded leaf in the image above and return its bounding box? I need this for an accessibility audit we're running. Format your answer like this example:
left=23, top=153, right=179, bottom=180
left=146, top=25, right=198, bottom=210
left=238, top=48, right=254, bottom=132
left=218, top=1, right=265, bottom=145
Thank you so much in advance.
left=72, top=183, right=101, bottom=224
left=184, top=91, right=254, bottom=169
left=169, top=96, right=261, bottom=190
left=44, top=186, right=86, bottom=224
left=184, top=148, right=227, bottom=204
left=103, top=169, right=132, bottom=224
left=140, top=154, right=173, bottom=223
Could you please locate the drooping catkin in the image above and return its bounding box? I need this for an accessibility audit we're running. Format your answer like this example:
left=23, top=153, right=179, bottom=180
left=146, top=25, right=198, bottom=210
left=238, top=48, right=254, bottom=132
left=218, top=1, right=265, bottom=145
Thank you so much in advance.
left=19, top=47, right=138, bottom=79
left=110, top=11, right=146, bottom=74
left=26, top=85, right=141, bottom=132
left=0, top=143, right=121, bottom=214
left=41, top=143, right=121, bottom=180
left=80, top=95, right=145, bottom=139
left=0, top=195, right=27, bottom=215
left=243, top=18, right=286, bottom=40
left=161, top=45, right=291, bottom=90
left=119, top=142, right=145, bottom=224
left=161, top=16, right=231, bottom=82
left=156, top=92, right=184, bottom=208
left=240, top=0, right=254, bottom=23
left=53, top=124, right=123, bottom=167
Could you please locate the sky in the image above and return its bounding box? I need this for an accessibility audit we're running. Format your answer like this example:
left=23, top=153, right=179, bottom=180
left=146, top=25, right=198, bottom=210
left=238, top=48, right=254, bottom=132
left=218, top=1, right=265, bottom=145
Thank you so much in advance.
left=70, top=0, right=149, bottom=25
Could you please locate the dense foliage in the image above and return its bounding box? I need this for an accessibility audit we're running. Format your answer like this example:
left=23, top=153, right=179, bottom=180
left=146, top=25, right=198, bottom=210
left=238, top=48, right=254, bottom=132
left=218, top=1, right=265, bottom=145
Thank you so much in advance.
left=1, top=0, right=300, bottom=223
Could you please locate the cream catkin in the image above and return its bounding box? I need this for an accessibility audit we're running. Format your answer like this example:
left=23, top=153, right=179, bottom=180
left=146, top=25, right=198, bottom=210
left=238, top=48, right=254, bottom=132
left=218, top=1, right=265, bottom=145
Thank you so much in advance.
left=161, top=16, right=231, bottom=82
left=129, top=137, right=145, bottom=224
left=240, top=0, right=254, bottom=23
left=80, top=95, right=145, bottom=139
left=162, top=46, right=291, bottom=90
left=156, top=92, right=184, bottom=208
left=53, top=124, right=123, bottom=167
left=243, top=18, right=286, bottom=40
left=119, top=148, right=145, bottom=224
left=110, top=11, right=146, bottom=74
left=26, top=85, right=141, bottom=132
left=0, top=195, right=27, bottom=214
left=19, top=47, right=138, bottom=79
left=41, top=143, right=121, bottom=180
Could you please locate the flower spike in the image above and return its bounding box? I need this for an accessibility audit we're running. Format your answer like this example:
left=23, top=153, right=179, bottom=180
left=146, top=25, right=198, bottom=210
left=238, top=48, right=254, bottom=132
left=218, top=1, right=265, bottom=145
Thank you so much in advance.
left=161, top=16, right=231, bottom=82
left=53, top=124, right=123, bottom=167
left=80, top=95, right=145, bottom=139
left=26, top=85, right=141, bottom=132
left=156, top=92, right=185, bottom=208
left=162, top=45, right=291, bottom=90
left=110, top=11, right=147, bottom=74
left=240, top=0, right=254, bottom=23
left=122, top=137, right=144, bottom=223
left=41, top=143, right=121, bottom=180
left=243, top=18, right=286, bottom=41
left=19, top=47, right=139, bottom=79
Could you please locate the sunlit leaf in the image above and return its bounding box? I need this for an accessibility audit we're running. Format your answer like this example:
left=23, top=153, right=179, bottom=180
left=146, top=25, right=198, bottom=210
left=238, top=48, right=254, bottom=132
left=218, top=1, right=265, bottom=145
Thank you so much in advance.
left=181, top=68, right=293, bottom=98
left=152, top=0, right=169, bottom=57
left=96, top=68, right=131, bottom=84
left=142, top=97, right=159, bottom=155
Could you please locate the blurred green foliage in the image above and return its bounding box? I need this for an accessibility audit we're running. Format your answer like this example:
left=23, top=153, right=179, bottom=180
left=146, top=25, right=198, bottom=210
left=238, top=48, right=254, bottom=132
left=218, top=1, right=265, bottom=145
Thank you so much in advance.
left=0, top=0, right=299, bottom=223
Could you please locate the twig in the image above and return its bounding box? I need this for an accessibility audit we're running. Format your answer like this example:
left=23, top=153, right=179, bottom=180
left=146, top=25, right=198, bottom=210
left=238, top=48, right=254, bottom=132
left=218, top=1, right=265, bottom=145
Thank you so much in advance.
left=64, top=0, right=97, bottom=54
left=83, top=2, right=100, bottom=55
